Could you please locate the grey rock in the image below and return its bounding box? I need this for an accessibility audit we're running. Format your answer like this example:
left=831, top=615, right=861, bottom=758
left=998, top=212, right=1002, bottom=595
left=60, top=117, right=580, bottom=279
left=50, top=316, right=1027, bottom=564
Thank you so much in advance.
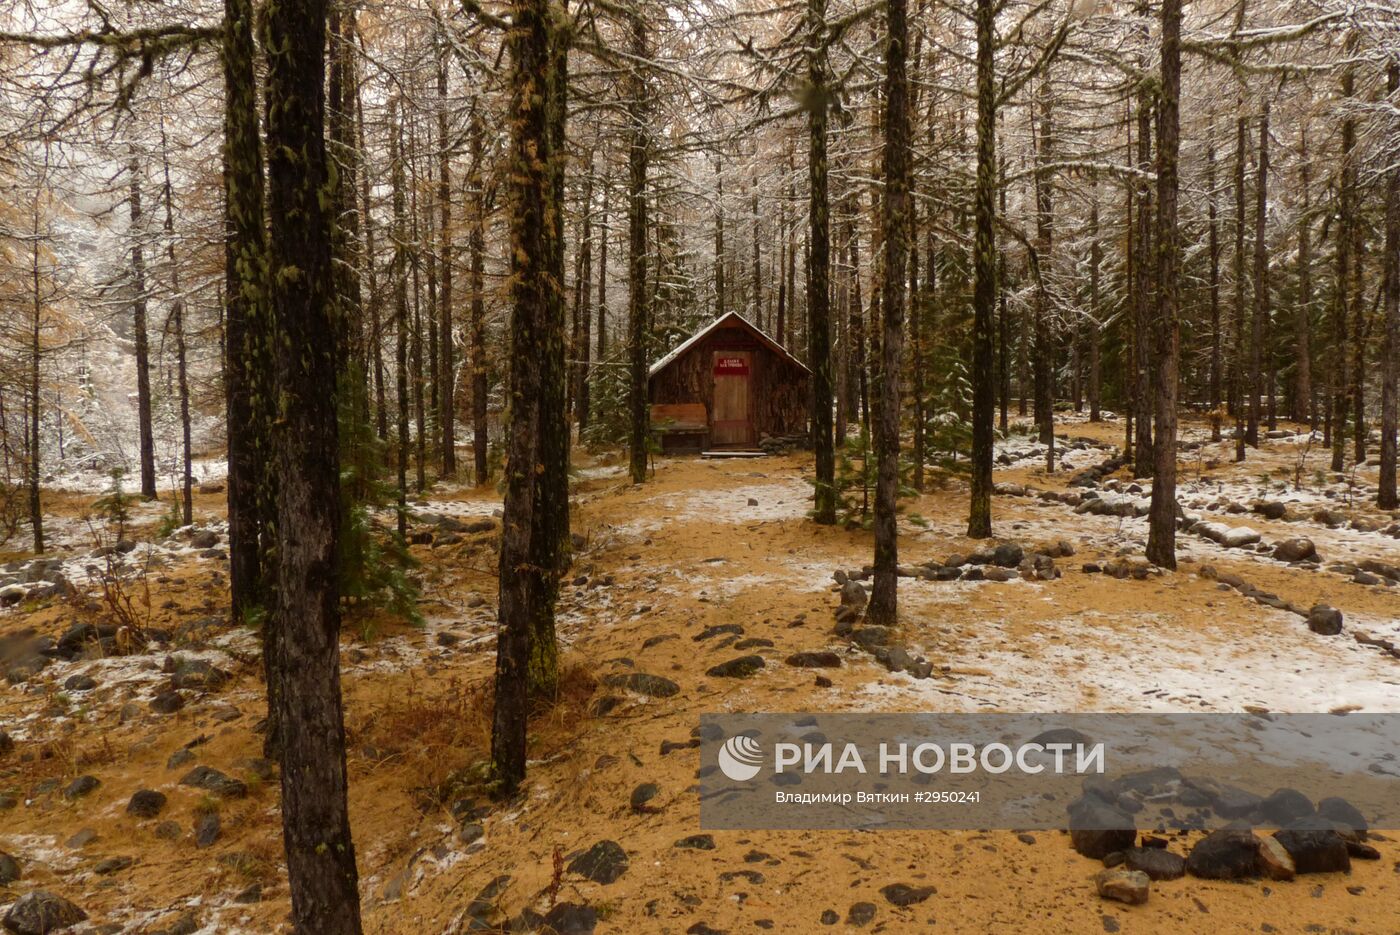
left=602, top=672, right=679, bottom=698
left=1307, top=604, right=1343, bottom=636
left=1123, top=847, right=1185, bottom=881
left=62, top=775, right=100, bottom=800
left=567, top=840, right=628, bottom=884
left=705, top=656, right=765, bottom=679
left=1185, top=829, right=1261, bottom=880
left=0, top=852, right=19, bottom=885
left=1, top=891, right=87, bottom=935
left=179, top=766, right=248, bottom=799
left=1095, top=868, right=1150, bottom=905
left=879, top=883, right=935, bottom=907
left=674, top=834, right=716, bottom=850
left=785, top=651, right=841, bottom=668
left=1274, top=817, right=1351, bottom=874
left=1273, top=538, right=1317, bottom=563
left=126, top=789, right=167, bottom=818
left=194, top=811, right=221, bottom=848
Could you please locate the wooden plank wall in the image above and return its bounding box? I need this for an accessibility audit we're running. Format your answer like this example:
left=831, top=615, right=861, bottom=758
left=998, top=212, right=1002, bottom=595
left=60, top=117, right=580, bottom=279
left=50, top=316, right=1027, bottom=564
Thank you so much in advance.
left=648, top=324, right=809, bottom=438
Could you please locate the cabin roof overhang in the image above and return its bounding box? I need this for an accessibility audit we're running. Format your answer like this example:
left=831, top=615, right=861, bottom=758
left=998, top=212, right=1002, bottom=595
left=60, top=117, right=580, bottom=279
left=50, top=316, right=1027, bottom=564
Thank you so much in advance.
left=647, top=311, right=812, bottom=380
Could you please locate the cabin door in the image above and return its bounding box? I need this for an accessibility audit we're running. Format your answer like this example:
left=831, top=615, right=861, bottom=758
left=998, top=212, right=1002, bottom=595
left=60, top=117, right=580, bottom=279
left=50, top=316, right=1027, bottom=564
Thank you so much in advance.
left=711, top=351, right=753, bottom=446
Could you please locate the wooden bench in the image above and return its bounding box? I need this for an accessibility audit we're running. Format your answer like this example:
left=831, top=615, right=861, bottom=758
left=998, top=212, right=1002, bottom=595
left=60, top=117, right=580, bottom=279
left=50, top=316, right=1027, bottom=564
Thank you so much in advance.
left=650, top=403, right=709, bottom=453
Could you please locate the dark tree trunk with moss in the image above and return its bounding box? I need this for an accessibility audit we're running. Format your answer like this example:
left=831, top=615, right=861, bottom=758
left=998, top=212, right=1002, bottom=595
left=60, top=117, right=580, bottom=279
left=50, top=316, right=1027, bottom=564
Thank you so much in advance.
left=966, top=0, right=996, bottom=539
left=868, top=0, right=907, bottom=626
left=531, top=9, right=569, bottom=698
left=807, top=0, right=836, bottom=525
left=222, top=0, right=274, bottom=750
left=626, top=12, right=650, bottom=485
left=261, top=0, right=363, bottom=927
left=492, top=0, right=556, bottom=796
left=1380, top=63, right=1399, bottom=510
left=1146, top=0, right=1180, bottom=569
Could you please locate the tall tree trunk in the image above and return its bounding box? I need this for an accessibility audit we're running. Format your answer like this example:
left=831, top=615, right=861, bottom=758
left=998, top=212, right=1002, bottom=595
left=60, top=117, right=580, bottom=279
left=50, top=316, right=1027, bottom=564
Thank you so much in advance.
left=1380, top=62, right=1399, bottom=510
left=532, top=9, right=570, bottom=698
left=1234, top=113, right=1249, bottom=463
left=868, top=0, right=907, bottom=624
left=160, top=127, right=193, bottom=526
left=468, top=101, right=489, bottom=486
left=575, top=161, right=594, bottom=429
left=1132, top=86, right=1153, bottom=477
left=1296, top=127, right=1313, bottom=426
left=1249, top=102, right=1269, bottom=446
left=28, top=191, right=43, bottom=554
left=438, top=43, right=456, bottom=477
left=1207, top=137, right=1222, bottom=434
left=626, top=13, right=650, bottom=485
left=1088, top=195, right=1101, bottom=423
left=129, top=153, right=157, bottom=500
left=391, top=103, right=410, bottom=541
left=222, top=0, right=271, bottom=719
left=261, top=0, right=363, bottom=925
left=714, top=159, right=725, bottom=318
left=967, top=0, right=996, bottom=538
left=597, top=178, right=609, bottom=366
left=492, top=0, right=556, bottom=796
left=807, top=0, right=836, bottom=524
left=1146, top=0, right=1180, bottom=569
left=1033, top=84, right=1056, bottom=473
left=997, top=149, right=1010, bottom=433
left=1332, top=53, right=1355, bottom=474
left=751, top=175, right=761, bottom=322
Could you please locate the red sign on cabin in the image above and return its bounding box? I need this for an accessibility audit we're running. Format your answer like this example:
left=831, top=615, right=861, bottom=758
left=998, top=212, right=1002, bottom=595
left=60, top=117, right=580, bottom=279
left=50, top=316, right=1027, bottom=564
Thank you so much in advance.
left=714, top=356, right=750, bottom=376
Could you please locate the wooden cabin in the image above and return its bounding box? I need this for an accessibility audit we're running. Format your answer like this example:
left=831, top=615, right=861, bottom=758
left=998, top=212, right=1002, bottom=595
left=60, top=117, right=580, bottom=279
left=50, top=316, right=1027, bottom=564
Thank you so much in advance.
left=647, top=312, right=811, bottom=454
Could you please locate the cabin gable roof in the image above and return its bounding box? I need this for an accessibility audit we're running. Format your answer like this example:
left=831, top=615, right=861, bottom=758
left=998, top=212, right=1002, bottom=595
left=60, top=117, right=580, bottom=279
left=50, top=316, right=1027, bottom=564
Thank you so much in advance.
left=647, top=311, right=812, bottom=379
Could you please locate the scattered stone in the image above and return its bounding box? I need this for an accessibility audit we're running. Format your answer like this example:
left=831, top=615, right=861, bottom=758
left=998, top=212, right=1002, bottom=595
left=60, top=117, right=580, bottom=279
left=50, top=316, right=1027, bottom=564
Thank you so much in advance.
left=166, top=748, right=195, bottom=770
left=694, top=624, right=744, bottom=641
left=1095, top=868, right=1149, bottom=905
left=126, top=789, right=167, bottom=819
left=0, top=730, right=12, bottom=757
left=1123, top=847, right=1185, bottom=881
left=846, top=902, right=876, bottom=926
left=150, top=691, right=185, bottom=714
left=674, top=834, right=716, bottom=850
left=179, top=766, right=248, bottom=799
left=1186, top=829, right=1260, bottom=880
left=879, top=883, right=935, bottom=907
left=1306, top=604, right=1343, bottom=636
left=705, top=656, right=765, bottom=679
left=1260, top=788, right=1314, bottom=825
left=194, top=811, right=221, bottom=848
left=850, top=626, right=892, bottom=650
left=630, top=783, right=661, bottom=813
left=1274, top=818, right=1351, bottom=874
left=1, top=891, right=87, bottom=935
left=93, top=856, right=133, bottom=875
left=62, top=775, right=100, bottom=800
left=64, top=829, right=97, bottom=849
left=602, top=672, right=680, bottom=698
left=1069, top=797, right=1137, bottom=860
left=0, top=852, right=19, bottom=884
left=542, top=903, right=597, bottom=935
left=1256, top=836, right=1296, bottom=881
left=786, top=651, right=841, bottom=668
left=189, top=530, right=220, bottom=549
left=819, top=910, right=838, bottom=925
left=567, top=840, right=628, bottom=884
left=839, top=580, right=868, bottom=613
left=1317, top=797, right=1367, bottom=840
left=1273, top=538, right=1317, bottom=563
left=63, top=674, right=97, bottom=692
